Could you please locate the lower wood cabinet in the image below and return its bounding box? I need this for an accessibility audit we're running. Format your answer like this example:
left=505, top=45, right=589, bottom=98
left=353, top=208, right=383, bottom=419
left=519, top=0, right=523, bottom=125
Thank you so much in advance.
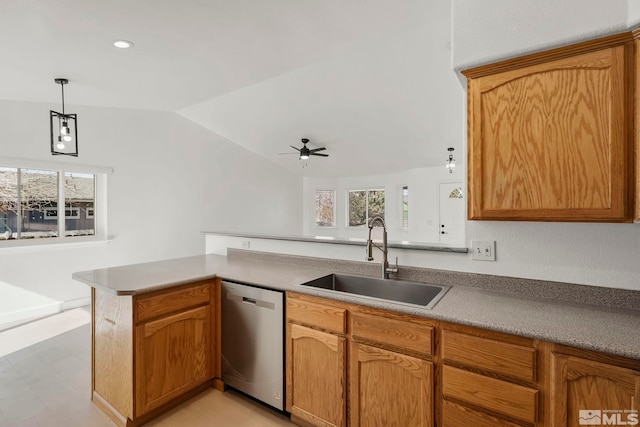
left=350, top=342, right=433, bottom=427
left=135, top=305, right=212, bottom=416
left=92, top=280, right=217, bottom=426
left=441, top=326, right=539, bottom=425
left=286, top=293, right=434, bottom=427
left=285, top=293, right=640, bottom=427
left=551, top=353, right=640, bottom=427
left=287, top=323, right=347, bottom=427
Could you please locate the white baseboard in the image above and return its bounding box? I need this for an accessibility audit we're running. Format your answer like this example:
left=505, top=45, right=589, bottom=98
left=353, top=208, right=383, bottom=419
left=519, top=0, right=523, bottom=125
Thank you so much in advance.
left=61, top=297, right=91, bottom=311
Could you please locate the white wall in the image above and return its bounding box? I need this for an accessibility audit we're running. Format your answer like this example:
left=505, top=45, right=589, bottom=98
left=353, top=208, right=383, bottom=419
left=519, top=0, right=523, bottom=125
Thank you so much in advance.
left=452, top=0, right=630, bottom=71
left=629, top=0, right=640, bottom=26
left=440, top=1, right=640, bottom=291
left=302, top=166, right=465, bottom=245
left=233, top=2, right=640, bottom=292
left=0, top=100, right=301, bottom=303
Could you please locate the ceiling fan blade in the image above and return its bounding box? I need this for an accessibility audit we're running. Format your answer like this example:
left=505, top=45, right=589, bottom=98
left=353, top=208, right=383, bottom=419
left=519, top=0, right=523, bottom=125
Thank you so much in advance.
left=290, top=145, right=302, bottom=152
left=309, top=147, right=326, bottom=152
left=310, top=152, right=329, bottom=157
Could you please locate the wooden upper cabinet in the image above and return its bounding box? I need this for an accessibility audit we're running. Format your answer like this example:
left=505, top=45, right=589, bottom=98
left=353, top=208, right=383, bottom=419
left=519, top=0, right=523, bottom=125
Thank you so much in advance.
left=464, top=32, right=636, bottom=222
left=635, top=29, right=640, bottom=220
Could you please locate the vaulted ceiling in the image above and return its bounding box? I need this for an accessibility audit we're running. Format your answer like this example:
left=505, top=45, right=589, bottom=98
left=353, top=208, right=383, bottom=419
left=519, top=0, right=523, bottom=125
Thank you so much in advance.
left=0, top=1, right=461, bottom=176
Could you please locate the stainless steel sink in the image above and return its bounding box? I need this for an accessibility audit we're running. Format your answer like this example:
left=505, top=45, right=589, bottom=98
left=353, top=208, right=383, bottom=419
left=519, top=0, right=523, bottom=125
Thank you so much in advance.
left=301, top=273, right=450, bottom=309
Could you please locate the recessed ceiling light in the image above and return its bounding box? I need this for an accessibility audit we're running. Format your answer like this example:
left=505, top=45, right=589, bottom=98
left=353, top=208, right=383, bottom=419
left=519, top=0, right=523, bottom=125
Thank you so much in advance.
left=113, top=40, right=134, bottom=49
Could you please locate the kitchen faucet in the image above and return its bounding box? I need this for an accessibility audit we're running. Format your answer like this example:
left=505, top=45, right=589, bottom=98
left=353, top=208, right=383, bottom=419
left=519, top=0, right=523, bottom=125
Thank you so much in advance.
left=366, top=216, right=399, bottom=279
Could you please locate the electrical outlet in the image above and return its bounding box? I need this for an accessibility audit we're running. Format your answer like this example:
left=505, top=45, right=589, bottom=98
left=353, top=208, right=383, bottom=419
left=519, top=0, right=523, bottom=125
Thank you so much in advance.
left=241, top=240, right=250, bottom=249
left=471, top=240, right=496, bottom=261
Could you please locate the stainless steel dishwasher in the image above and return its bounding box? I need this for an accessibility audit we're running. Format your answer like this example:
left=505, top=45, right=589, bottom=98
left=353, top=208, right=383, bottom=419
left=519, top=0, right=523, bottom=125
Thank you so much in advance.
left=221, top=281, right=284, bottom=410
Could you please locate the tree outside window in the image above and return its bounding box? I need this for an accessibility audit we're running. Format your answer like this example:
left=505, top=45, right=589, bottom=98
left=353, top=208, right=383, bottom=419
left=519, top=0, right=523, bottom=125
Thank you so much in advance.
left=348, top=189, right=385, bottom=227
left=315, top=190, right=335, bottom=227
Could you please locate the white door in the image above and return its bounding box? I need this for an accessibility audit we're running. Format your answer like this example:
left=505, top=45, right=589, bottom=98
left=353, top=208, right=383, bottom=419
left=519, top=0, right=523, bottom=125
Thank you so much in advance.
left=439, top=182, right=464, bottom=245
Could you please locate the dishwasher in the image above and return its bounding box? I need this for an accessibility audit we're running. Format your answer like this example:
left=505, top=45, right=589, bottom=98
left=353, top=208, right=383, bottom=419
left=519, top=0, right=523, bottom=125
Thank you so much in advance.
left=221, top=281, right=284, bottom=410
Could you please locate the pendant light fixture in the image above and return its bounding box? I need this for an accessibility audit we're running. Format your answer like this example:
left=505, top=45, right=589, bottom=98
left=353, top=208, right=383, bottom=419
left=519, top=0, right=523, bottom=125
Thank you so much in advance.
left=446, top=147, right=456, bottom=173
left=50, top=78, right=78, bottom=157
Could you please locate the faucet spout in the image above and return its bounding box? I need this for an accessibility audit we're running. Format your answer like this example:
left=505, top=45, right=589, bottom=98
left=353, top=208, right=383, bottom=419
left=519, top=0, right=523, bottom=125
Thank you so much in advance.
left=365, top=216, right=398, bottom=279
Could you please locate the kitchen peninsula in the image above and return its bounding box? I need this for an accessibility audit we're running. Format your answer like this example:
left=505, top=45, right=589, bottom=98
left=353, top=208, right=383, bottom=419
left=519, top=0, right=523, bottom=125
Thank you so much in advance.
left=74, top=249, right=640, bottom=427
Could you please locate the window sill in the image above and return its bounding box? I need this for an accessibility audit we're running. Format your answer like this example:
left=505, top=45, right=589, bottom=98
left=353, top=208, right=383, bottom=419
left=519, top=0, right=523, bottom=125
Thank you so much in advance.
left=0, top=236, right=111, bottom=254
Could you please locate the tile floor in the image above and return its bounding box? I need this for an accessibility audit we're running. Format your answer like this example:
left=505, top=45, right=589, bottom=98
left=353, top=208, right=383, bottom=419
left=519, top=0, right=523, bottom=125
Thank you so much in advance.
left=0, top=313, right=295, bottom=427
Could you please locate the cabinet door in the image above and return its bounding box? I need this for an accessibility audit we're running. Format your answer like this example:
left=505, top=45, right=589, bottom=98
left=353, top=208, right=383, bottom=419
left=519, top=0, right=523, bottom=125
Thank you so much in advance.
left=135, top=305, right=212, bottom=417
left=466, top=44, right=632, bottom=222
left=350, top=342, right=433, bottom=427
left=551, top=353, right=640, bottom=427
left=287, top=323, right=346, bottom=427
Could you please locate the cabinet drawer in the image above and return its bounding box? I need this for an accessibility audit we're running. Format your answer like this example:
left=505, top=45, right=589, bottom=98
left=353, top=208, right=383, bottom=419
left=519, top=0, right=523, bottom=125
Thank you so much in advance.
left=136, top=283, right=211, bottom=323
left=442, top=400, right=521, bottom=427
left=443, top=365, right=537, bottom=424
left=287, top=296, right=346, bottom=334
left=351, top=312, right=433, bottom=356
left=442, top=330, right=536, bottom=383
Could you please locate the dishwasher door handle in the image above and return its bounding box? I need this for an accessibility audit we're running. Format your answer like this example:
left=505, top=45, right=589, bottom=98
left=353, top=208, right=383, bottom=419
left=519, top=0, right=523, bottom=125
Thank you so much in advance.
left=226, top=292, right=276, bottom=310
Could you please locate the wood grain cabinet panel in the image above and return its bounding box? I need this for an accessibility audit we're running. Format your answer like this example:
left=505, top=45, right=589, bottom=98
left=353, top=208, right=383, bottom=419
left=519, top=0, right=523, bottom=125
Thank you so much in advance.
left=443, top=365, right=538, bottom=424
left=351, top=311, right=433, bottom=357
left=287, top=323, right=346, bottom=427
left=442, top=400, right=521, bottom=427
left=287, top=294, right=346, bottom=334
left=442, top=329, right=536, bottom=383
left=92, top=288, right=134, bottom=420
left=92, top=281, right=216, bottom=426
left=135, top=305, right=212, bottom=417
left=635, top=29, right=640, bottom=221
left=464, top=34, right=635, bottom=222
left=136, top=283, right=210, bottom=323
left=350, top=343, right=433, bottom=427
left=551, top=353, right=640, bottom=427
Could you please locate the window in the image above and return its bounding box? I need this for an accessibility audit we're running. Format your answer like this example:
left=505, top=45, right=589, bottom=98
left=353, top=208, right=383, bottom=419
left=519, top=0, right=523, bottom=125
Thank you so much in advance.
left=315, top=190, right=335, bottom=227
left=348, top=189, right=385, bottom=227
left=0, top=160, right=107, bottom=245
left=402, top=186, right=409, bottom=229
left=65, top=172, right=95, bottom=236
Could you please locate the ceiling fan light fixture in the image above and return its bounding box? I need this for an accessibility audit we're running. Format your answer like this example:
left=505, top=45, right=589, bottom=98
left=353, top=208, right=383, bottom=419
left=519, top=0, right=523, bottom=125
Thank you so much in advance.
left=287, top=138, right=328, bottom=161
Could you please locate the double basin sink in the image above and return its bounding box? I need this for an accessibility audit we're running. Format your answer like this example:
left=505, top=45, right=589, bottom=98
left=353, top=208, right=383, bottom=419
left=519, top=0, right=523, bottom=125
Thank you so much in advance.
left=301, top=273, right=450, bottom=309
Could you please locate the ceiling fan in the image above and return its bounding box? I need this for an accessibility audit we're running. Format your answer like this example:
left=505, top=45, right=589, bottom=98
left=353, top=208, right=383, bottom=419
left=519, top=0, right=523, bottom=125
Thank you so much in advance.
left=286, top=138, right=329, bottom=160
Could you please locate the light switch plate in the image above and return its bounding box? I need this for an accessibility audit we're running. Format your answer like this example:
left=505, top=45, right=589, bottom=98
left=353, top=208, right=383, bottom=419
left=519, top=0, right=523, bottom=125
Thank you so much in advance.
left=471, top=240, right=496, bottom=261
left=241, top=240, right=251, bottom=249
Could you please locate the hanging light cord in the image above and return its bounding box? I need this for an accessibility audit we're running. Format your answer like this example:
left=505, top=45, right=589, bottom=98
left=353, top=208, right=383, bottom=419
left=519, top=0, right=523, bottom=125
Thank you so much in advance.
left=60, top=81, right=66, bottom=116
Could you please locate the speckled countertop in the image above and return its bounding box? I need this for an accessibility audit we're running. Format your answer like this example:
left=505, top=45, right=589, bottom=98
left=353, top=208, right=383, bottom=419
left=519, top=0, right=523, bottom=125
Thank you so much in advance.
left=72, top=253, right=640, bottom=360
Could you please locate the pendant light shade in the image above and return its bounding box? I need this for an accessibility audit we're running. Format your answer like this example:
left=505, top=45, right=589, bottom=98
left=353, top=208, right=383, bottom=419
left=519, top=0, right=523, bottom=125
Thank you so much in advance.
left=50, top=78, right=78, bottom=157
left=446, top=147, right=456, bottom=173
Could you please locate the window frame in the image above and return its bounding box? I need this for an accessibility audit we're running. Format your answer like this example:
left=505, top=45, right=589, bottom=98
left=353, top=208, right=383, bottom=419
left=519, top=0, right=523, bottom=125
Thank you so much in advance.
left=346, top=188, right=385, bottom=228
left=0, top=157, right=111, bottom=250
left=314, top=189, right=337, bottom=228
left=401, top=185, right=409, bottom=230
